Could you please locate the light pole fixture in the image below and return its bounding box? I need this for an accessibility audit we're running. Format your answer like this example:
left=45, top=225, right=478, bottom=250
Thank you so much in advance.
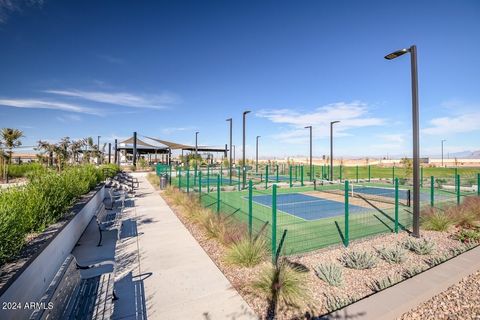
left=226, top=118, right=233, bottom=183
left=385, top=44, right=420, bottom=238
left=305, top=126, right=312, bottom=181
left=330, top=121, right=340, bottom=181
left=242, top=110, right=251, bottom=189
left=256, top=136, right=261, bottom=173
left=441, top=139, right=446, bottom=167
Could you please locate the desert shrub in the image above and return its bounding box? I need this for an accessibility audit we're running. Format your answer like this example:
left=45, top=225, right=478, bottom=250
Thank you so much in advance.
left=376, top=245, right=407, bottom=264
left=402, top=265, right=426, bottom=278
left=455, top=228, right=480, bottom=244
left=369, top=274, right=403, bottom=292
left=403, top=238, right=435, bottom=255
left=426, top=254, right=449, bottom=267
left=323, top=294, right=355, bottom=313
left=420, top=208, right=454, bottom=231
left=314, top=263, right=344, bottom=287
left=252, top=260, right=309, bottom=316
left=340, top=250, right=377, bottom=270
left=225, top=237, right=267, bottom=267
left=0, top=165, right=111, bottom=265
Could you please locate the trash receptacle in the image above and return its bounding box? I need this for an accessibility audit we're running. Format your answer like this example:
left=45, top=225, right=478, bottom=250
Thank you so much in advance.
left=160, top=175, right=168, bottom=189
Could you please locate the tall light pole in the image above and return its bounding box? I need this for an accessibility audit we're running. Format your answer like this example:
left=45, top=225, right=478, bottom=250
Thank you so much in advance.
left=385, top=44, right=421, bottom=238
left=256, top=136, right=261, bottom=173
left=305, top=126, right=312, bottom=181
left=441, top=139, right=446, bottom=167
left=330, top=121, right=340, bottom=181
left=242, top=110, right=251, bottom=189
left=195, top=131, right=199, bottom=161
left=97, top=135, right=101, bottom=164
left=226, top=118, right=233, bottom=183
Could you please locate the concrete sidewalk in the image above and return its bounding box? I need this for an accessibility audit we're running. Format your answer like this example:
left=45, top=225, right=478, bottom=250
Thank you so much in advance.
left=113, top=173, right=257, bottom=320
left=329, top=245, right=480, bottom=320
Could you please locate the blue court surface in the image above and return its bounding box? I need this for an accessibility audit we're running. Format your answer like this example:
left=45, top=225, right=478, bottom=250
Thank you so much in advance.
left=267, top=175, right=291, bottom=181
left=199, top=178, right=238, bottom=185
left=352, top=186, right=433, bottom=202
left=352, top=186, right=409, bottom=200
left=251, top=193, right=365, bottom=221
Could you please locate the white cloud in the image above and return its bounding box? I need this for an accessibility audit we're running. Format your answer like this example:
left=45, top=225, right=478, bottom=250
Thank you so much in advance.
left=44, top=89, right=180, bottom=109
left=257, top=101, right=385, bottom=143
left=96, top=54, right=125, bottom=65
left=161, top=126, right=197, bottom=135
left=377, top=133, right=405, bottom=143
left=0, top=0, right=43, bottom=24
left=422, top=112, right=480, bottom=135
left=0, top=98, right=102, bottom=115
left=56, top=114, right=82, bottom=122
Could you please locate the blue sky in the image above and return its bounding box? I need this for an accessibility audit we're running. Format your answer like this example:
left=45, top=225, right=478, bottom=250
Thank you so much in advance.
left=0, top=0, right=479, bottom=158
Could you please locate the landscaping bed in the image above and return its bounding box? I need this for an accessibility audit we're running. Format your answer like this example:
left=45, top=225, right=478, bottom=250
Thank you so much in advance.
left=159, top=185, right=480, bottom=319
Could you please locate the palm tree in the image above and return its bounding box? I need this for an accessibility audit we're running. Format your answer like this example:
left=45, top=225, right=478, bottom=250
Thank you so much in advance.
left=1, top=128, right=24, bottom=182
left=36, top=140, right=57, bottom=167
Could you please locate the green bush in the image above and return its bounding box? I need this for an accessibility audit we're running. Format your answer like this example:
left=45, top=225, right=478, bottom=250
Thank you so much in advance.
left=455, top=228, right=480, bottom=244
left=0, top=164, right=118, bottom=265
left=314, top=263, right=344, bottom=287
left=340, top=250, right=377, bottom=270
left=7, top=163, right=45, bottom=178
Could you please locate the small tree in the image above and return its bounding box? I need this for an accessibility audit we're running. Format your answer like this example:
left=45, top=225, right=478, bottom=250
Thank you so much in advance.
left=400, top=157, right=413, bottom=178
left=1, top=128, right=24, bottom=181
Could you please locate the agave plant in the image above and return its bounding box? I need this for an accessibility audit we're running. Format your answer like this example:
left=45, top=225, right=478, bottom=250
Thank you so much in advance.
left=314, top=263, right=344, bottom=287
left=340, top=250, right=377, bottom=270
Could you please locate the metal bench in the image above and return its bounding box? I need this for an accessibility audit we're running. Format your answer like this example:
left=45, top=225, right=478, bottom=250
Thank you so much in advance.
left=30, top=255, right=116, bottom=320
left=97, top=192, right=125, bottom=247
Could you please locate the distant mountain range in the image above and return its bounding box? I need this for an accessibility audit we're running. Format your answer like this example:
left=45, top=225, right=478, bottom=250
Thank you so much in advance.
left=444, top=150, right=480, bottom=159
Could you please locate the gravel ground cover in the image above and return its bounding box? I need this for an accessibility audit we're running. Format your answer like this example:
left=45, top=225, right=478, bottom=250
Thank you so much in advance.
left=398, top=270, right=480, bottom=320
left=160, top=188, right=479, bottom=319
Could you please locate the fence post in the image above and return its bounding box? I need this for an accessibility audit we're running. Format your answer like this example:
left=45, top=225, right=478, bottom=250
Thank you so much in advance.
left=217, top=174, right=221, bottom=213
left=198, top=171, right=202, bottom=198
left=392, top=166, right=395, bottom=183
left=276, top=164, right=279, bottom=183
left=169, top=165, right=172, bottom=185
left=356, top=165, right=359, bottom=183
left=186, top=168, right=190, bottom=193
left=178, top=168, right=182, bottom=189
left=368, top=165, right=371, bottom=182
left=237, top=167, right=241, bottom=191
left=194, top=165, right=197, bottom=186
left=420, top=167, right=424, bottom=187
left=339, top=165, right=343, bottom=182
left=248, top=180, right=253, bottom=239
left=289, top=165, right=293, bottom=188
left=456, top=174, right=460, bottom=205
left=265, top=165, right=269, bottom=189
left=344, top=180, right=349, bottom=247
left=395, top=177, right=399, bottom=233
left=207, top=166, right=210, bottom=193
left=478, top=173, right=480, bottom=196
left=430, top=176, right=434, bottom=207
left=311, top=165, right=315, bottom=181
left=301, top=165, right=304, bottom=186
left=321, top=165, right=324, bottom=180
left=271, top=184, right=277, bottom=263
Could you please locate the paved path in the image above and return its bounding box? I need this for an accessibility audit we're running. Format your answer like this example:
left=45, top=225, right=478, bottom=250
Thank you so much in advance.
left=112, top=173, right=257, bottom=320
left=328, top=245, right=480, bottom=320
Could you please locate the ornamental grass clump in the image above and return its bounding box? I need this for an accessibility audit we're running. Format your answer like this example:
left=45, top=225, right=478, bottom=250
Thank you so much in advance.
left=314, top=263, right=344, bottom=287
left=323, top=294, right=355, bottom=313
left=403, top=238, right=435, bottom=255
left=340, top=250, right=377, bottom=270
left=420, top=208, right=455, bottom=232
left=252, top=259, right=310, bottom=317
left=225, top=237, right=267, bottom=267
left=376, top=245, right=407, bottom=264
